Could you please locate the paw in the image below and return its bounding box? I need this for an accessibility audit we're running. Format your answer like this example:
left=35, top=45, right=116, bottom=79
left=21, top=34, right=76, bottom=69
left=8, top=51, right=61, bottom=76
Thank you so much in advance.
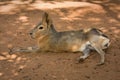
left=76, top=57, right=85, bottom=64
left=8, top=48, right=13, bottom=55
left=96, top=62, right=104, bottom=66
left=8, top=48, right=20, bottom=54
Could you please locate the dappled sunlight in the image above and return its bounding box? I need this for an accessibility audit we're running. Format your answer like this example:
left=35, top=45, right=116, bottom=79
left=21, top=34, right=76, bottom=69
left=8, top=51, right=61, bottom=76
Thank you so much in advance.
left=0, top=0, right=120, bottom=80
left=114, top=30, right=120, bottom=34
left=18, top=15, right=30, bottom=26
left=0, top=55, right=6, bottom=60
left=19, top=65, right=26, bottom=69
left=0, top=0, right=29, bottom=14
left=0, top=0, right=104, bottom=14
left=18, top=16, right=28, bottom=22
left=30, top=1, right=102, bottom=10
left=118, top=14, right=120, bottom=18
left=7, top=44, right=13, bottom=48
left=6, top=31, right=13, bottom=35
left=109, top=18, right=118, bottom=23
left=0, top=72, right=3, bottom=76
left=0, top=51, right=27, bottom=62
left=0, top=51, right=28, bottom=79
left=87, top=0, right=120, bottom=21
left=87, top=17, right=101, bottom=22
left=89, top=0, right=110, bottom=3
left=10, top=0, right=29, bottom=4
left=0, top=4, right=16, bottom=13
left=100, top=26, right=120, bottom=40
left=60, top=17, right=82, bottom=21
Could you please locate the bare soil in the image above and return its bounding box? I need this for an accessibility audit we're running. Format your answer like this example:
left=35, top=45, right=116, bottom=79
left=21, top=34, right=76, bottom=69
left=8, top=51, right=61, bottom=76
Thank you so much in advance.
left=0, top=0, right=120, bottom=80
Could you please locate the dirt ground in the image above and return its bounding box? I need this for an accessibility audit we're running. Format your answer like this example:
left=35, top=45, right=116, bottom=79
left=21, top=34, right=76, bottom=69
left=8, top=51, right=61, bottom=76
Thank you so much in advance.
left=0, top=0, right=120, bottom=80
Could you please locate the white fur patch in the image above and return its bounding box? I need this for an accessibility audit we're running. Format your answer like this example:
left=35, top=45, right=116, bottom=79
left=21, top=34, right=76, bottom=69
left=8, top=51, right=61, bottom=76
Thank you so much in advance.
left=79, top=41, right=90, bottom=51
left=100, top=36, right=110, bottom=49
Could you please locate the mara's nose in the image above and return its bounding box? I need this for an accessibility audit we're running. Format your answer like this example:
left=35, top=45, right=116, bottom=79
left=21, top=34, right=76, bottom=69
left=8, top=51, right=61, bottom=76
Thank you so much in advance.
left=29, top=32, right=33, bottom=35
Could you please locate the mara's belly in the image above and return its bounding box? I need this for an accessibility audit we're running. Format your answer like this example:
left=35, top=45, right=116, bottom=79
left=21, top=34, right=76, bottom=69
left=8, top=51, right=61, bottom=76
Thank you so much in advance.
left=38, top=40, right=91, bottom=52
left=68, top=41, right=90, bottom=52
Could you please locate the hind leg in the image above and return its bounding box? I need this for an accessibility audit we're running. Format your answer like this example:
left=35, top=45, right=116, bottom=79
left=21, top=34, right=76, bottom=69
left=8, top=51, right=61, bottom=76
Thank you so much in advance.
left=91, top=43, right=105, bottom=65
left=78, top=48, right=91, bottom=62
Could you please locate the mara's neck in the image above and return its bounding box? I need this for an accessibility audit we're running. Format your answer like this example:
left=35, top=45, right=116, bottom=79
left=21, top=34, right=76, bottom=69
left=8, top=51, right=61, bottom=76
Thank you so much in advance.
left=49, top=24, right=57, bottom=34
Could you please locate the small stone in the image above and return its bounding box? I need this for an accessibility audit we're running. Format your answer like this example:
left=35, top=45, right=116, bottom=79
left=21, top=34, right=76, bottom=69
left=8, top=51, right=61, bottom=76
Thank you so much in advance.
left=85, top=75, right=90, bottom=79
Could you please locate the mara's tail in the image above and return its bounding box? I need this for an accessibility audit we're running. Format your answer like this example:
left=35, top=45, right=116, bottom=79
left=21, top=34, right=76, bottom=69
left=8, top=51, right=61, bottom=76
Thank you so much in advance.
left=89, top=28, right=111, bottom=49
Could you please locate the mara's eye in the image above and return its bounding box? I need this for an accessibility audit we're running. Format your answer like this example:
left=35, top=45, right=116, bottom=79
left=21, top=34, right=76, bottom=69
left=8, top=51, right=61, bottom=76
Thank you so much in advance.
left=39, top=27, right=43, bottom=29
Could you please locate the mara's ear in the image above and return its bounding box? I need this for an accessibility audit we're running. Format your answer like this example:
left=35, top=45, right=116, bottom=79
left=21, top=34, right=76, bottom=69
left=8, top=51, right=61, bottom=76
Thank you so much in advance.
left=41, top=12, right=52, bottom=28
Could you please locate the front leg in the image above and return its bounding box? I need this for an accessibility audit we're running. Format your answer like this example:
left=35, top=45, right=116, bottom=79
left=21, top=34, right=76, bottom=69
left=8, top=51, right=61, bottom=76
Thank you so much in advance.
left=78, top=48, right=91, bottom=63
left=10, top=46, right=40, bottom=54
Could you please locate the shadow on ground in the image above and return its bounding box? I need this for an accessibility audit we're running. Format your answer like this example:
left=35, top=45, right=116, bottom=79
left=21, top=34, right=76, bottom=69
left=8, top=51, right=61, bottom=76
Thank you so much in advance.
left=0, top=0, right=120, bottom=80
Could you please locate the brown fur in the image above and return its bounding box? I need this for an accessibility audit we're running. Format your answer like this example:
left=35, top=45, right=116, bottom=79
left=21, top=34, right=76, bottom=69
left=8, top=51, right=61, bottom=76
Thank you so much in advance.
left=13, top=12, right=110, bottom=65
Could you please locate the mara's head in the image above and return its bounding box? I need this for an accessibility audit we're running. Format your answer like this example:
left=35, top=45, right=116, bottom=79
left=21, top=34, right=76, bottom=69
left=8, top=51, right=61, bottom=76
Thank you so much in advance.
left=29, top=12, right=53, bottom=39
